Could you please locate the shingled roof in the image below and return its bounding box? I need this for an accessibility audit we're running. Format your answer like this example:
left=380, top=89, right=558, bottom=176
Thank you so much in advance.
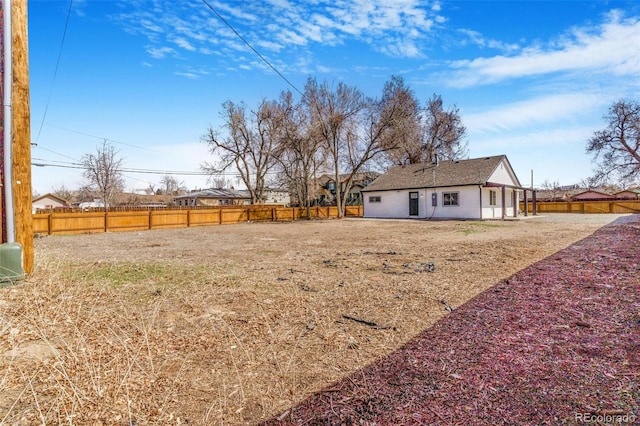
left=363, top=155, right=515, bottom=192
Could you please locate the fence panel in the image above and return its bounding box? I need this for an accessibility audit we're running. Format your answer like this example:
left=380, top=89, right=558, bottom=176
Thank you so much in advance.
left=33, top=214, right=51, bottom=235
left=274, top=207, right=295, bottom=221
left=51, top=212, right=106, bottom=234
left=150, top=210, right=189, bottom=229
left=220, top=208, right=249, bottom=224
left=520, top=200, right=640, bottom=214
left=249, top=208, right=275, bottom=222
left=612, top=201, right=640, bottom=213
left=32, top=205, right=365, bottom=235
left=345, top=206, right=363, bottom=216
left=107, top=211, right=151, bottom=232
left=188, top=209, right=221, bottom=226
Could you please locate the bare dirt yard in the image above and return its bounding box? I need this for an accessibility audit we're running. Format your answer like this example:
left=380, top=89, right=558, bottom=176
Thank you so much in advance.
left=0, top=214, right=628, bottom=424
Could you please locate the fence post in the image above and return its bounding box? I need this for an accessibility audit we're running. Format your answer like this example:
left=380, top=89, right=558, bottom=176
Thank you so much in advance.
left=48, top=213, right=53, bottom=235
left=104, top=211, right=108, bottom=233
left=187, top=210, right=191, bottom=227
left=271, top=207, right=275, bottom=222
left=219, top=208, right=223, bottom=225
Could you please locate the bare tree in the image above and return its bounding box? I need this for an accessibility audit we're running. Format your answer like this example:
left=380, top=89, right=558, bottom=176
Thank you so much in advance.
left=305, top=78, right=367, bottom=217
left=51, top=185, right=72, bottom=201
left=306, top=77, right=415, bottom=217
left=159, top=175, right=187, bottom=195
left=421, top=94, right=468, bottom=163
left=202, top=99, right=280, bottom=204
left=579, top=176, right=603, bottom=190
left=586, top=99, right=640, bottom=182
left=143, top=183, right=157, bottom=195
left=273, top=89, right=324, bottom=217
left=379, top=75, right=422, bottom=165
left=540, top=179, right=561, bottom=200
left=210, top=176, right=233, bottom=189
left=80, top=140, right=125, bottom=208
left=380, top=89, right=467, bottom=165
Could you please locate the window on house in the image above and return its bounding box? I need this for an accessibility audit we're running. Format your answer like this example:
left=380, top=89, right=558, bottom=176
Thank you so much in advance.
left=369, top=196, right=381, bottom=203
left=443, top=192, right=459, bottom=206
left=489, top=190, right=497, bottom=206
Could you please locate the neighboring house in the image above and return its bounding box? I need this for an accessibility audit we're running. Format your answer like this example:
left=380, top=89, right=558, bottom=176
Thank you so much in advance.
left=614, top=188, right=640, bottom=199
left=173, top=188, right=252, bottom=207
left=535, top=187, right=583, bottom=202
left=260, top=188, right=291, bottom=206
left=570, top=190, right=615, bottom=201
left=78, top=200, right=106, bottom=211
left=362, top=155, right=527, bottom=220
left=32, top=193, right=68, bottom=213
left=316, top=172, right=380, bottom=206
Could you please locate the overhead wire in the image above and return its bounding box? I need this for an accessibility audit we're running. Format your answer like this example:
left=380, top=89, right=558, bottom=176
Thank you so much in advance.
left=30, top=160, right=274, bottom=176
left=199, top=0, right=306, bottom=100
left=34, top=0, right=74, bottom=144
left=34, top=2, right=317, bottom=190
left=44, top=124, right=207, bottom=166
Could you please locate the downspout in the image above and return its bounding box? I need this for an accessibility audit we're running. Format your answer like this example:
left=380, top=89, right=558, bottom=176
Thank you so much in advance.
left=3, top=0, right=15, bottom=243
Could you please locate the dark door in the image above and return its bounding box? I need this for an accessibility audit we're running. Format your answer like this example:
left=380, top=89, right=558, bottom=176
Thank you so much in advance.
left=409, top=192, right=419, bottom=216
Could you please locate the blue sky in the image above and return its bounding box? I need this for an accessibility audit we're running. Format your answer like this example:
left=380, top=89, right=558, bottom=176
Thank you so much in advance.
left=28, top=0, right=640, bottom=194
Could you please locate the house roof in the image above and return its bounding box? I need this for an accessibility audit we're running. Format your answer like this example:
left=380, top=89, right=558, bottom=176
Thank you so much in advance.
left=362, top=155, right=518, bottom=192
left=173, top=188, right=251, bottom=200
left=571, top=190, right=615, bottom=199
left=614, top=188, right=640, bottom=195
left=318, top=172, right=381, bottom=184
left=33, top=193, right=68, bottom=205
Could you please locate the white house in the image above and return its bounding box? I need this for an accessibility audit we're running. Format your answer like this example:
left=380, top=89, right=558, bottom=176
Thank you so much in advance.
left=362, top=155, right=529, bottom=220
left=32, top=193, right=68, bottom=213
left=260, top=188, right=291, bottom=206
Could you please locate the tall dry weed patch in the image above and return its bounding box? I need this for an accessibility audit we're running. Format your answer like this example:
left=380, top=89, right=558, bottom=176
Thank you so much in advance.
left=0, top=256, right=195, bottom=424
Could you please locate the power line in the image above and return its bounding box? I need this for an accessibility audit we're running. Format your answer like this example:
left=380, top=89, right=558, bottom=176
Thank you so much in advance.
left=35, top=0, right=74, bottom=144
left=30, top=160, right=275, bottom=176
left=42, top=124, right=205, bottom=166
left=200, top=0, right=306, bottom=100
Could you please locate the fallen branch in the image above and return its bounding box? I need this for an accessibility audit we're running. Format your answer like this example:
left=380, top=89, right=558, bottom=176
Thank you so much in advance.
left=341, top=314, right=395, bottom=330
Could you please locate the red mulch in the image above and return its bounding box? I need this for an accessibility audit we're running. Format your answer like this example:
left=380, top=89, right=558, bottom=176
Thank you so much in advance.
left=263, top=216, right=640, bottom=425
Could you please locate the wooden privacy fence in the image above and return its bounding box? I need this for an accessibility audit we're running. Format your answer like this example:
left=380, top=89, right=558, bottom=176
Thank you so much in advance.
left=520, top=200, right=640, bottom=214
left=33, top=205, right=364, bottom=236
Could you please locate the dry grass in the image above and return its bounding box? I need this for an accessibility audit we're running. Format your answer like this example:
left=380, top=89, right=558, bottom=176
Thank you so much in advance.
left=0, top=215, right=622, bottom=424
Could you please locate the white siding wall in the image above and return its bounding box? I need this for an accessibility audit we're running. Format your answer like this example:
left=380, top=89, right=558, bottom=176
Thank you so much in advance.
left=364, top=186, right=482, bottom=219
left=364, top=190, right=409, bottom=218
left=480, top=187, right=521, bottom=218
left=488, top=159, right=519, bottom=186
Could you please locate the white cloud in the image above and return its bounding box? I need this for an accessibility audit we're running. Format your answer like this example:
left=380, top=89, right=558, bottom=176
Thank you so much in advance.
left=146, top=46, right=177, bottom=59
left=114, top=0, right=445, bottom=68
left=172, top=36, right=196, bottom=51
left=447, top=11, right=640, bottom=88
left=174, top=72, right=198, bottom=79
left=464, top=93, right=603, bottom=134
left=471, top=127, right=595, bottom=150
left=457, top=29, right=520, bottom=53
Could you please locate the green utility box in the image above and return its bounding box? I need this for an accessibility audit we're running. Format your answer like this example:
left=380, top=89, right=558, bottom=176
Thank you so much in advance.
left=0, top=242, right=25, bottom=286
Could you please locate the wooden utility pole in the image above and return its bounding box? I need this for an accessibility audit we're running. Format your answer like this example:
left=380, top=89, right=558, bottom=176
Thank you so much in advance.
left=1, top=0, right=32, bottom=274
left=12, top=0, right=32, bottom=273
